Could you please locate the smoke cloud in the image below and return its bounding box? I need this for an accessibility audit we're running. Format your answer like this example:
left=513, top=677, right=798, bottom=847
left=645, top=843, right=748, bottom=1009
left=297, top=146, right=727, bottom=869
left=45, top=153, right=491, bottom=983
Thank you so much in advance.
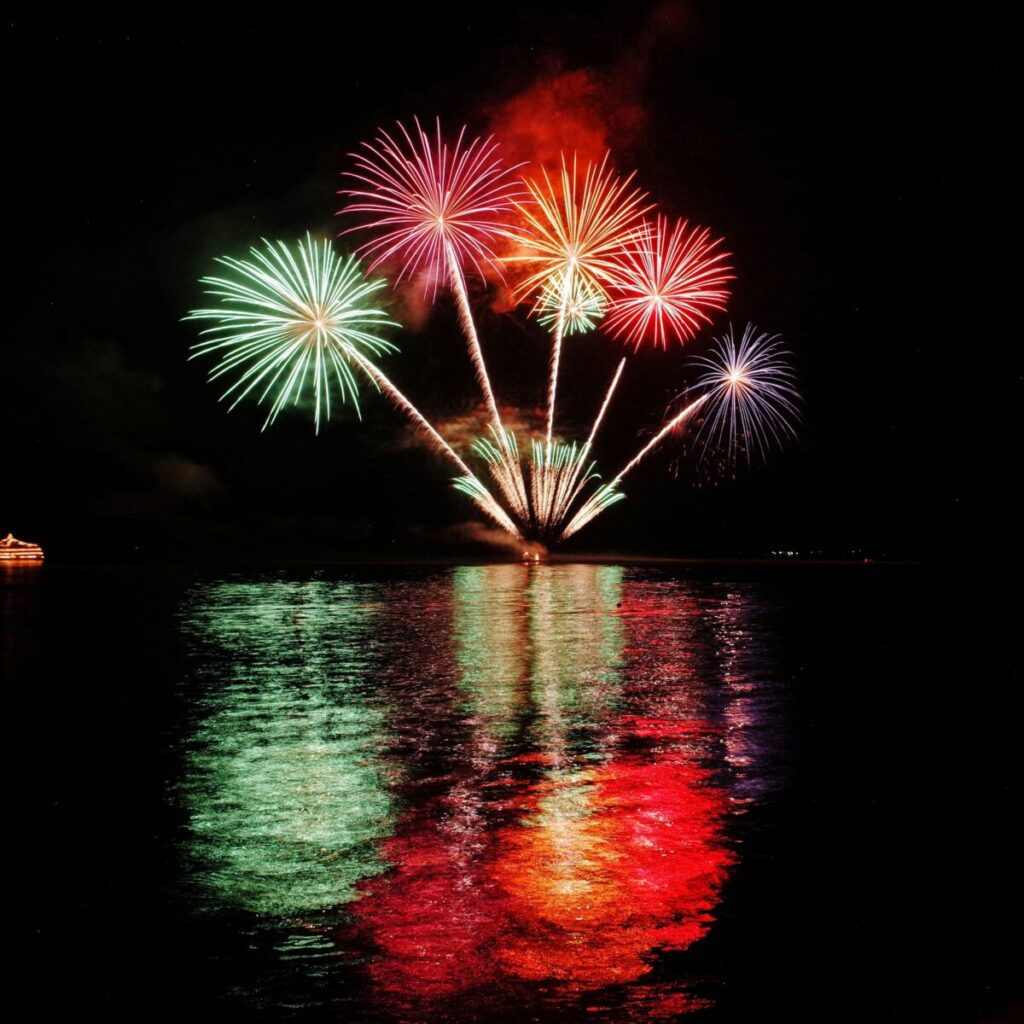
left=483, top=2, right=689, bottom=171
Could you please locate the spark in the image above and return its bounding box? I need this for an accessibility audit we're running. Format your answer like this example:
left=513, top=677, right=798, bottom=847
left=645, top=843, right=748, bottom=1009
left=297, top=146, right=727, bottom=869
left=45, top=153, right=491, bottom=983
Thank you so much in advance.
left=340, top=116, right=521, bottom=290
left=187, top=125, right=801, bottom=548
left=186, top=236, right=521, bottom=537
left=507, top=153, right=649, bottom=301
left=458, top=360, right=627, bottom=541
left=457, top=430, right=624, bottom=544
left=563, top=328, right=799, bottom=538
left=528, top=439, right=624, bottom=540
left=561, top=393, right=708, bottom=540
left=605, top=216, right=733, bottom=350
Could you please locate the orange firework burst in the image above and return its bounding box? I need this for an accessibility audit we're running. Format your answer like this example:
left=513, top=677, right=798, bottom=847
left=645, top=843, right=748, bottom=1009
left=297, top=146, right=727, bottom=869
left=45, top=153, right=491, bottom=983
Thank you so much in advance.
left=506, top=153, right=649, bottom=443
left=506, top=152, right=650, bottom=303
left=605, top=216, right=734, bottom=350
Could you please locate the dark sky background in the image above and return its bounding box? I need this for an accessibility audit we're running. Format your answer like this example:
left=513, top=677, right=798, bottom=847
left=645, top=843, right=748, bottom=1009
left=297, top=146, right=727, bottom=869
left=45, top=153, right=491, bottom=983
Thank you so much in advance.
left=2, top=5, right=1016, bottom=562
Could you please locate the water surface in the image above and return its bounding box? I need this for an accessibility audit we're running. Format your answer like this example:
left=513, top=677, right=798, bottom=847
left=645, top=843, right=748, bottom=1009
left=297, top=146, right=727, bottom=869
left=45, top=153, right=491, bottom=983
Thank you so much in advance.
left=6, top=562, right=1018, bottom=1022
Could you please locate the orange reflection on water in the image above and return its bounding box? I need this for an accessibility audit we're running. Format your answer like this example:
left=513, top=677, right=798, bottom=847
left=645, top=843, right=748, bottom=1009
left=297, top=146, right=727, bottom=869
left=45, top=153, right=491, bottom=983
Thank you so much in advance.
left=348, top=722, right=731, bottom=1007
left=490, top=736, right=732, bottom=988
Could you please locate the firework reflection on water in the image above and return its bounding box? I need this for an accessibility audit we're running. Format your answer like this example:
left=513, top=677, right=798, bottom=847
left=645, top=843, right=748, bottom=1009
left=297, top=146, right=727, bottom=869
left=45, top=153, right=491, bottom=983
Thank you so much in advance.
left=176, top=564, right=788, bottom=1020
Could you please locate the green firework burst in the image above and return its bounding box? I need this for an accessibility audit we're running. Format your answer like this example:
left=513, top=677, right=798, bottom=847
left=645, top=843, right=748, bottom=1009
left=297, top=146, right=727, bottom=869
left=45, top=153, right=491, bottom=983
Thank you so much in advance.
left=535, top=271, right=607, bottom=336
left=186, top=235, right=398, bottom=432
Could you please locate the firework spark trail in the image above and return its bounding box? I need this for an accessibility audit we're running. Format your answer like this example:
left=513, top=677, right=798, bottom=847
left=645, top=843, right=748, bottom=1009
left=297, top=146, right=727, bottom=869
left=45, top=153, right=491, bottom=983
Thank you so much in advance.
left=507, top=153, right=649, bottom=445
left=444, top=238, right=531, bottom=522
left=557, top=480, right=628, bottom=541
left=528, top=441, right=604, bottom=538
left=191, top=127, right=801, bottom=548
left=585, top=357, right=626, bottom=452
left=530, top=441, right=589, bottom=536
left=341, top=117, right=522, bottom=437
left=548, top=446, right=598, bottom=533
left=444, top=243, right=530, bottom=519
left=543, top=356, right=627, bottom=531
left=544, top=271, right=573, bottom=444
left=465, top=432, right=608, bottom=541
left=187, top=235, right=520, bottom=537
left=561, top=393, right=709, bottom=540
left=606, top=217, right=733, bottom=350
left=561, top=326, right=800, bottom=539
left=455, top=431, right=531, bottom=536
left=612, top=394, right=711, bottom=489
left=348, top=347, right=521, bottom=536
left=444, top=240, right=506, bottom=435
left=467, top=353, right=628, bottom=539
left=473, top=433, right=528, bottom=530
left=466, top=428, right=532, bottom=525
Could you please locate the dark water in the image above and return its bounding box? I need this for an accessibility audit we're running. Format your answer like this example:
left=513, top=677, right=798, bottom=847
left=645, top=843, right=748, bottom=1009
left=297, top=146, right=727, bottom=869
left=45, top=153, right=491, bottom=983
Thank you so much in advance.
left=5, top=563, right=1020, bottom=1021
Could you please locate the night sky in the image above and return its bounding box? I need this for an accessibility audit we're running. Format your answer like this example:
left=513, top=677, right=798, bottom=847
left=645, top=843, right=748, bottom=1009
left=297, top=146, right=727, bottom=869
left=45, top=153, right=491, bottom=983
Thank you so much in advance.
left=3, top=6, right=1015, bottom=562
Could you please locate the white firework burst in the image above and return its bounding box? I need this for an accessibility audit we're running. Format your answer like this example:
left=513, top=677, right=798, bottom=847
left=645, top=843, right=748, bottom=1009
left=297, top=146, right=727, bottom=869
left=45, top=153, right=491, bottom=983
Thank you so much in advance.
left=689, top=323, right=801, bottom=466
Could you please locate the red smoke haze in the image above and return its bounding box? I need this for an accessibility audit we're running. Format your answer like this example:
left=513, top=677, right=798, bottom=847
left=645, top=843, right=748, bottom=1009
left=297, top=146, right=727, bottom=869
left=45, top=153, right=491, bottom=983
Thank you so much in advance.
left=485, top=66, right=647, bottom=172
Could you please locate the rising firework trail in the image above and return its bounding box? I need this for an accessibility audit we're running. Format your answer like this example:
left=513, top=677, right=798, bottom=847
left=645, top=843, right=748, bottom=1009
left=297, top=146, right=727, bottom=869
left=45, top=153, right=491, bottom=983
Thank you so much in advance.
left=561, top=393, right=709, bottom=540
left=455, top=356, right=628, bottom=542
left=585, top=357, right=626, bottom=451
left=562, top=325, right=800, bottom=539
left=340, top=117, right=521, bottom=443
left=531, top=356, right=627, bottom=537
left=507, top=153, right=650, bottom=444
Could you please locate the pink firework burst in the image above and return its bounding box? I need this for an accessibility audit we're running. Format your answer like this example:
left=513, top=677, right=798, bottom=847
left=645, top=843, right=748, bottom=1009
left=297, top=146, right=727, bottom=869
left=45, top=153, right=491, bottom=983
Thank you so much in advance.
left=339, top=117, right=522, bottom=294
left=605, top=216, right=734, bottom=350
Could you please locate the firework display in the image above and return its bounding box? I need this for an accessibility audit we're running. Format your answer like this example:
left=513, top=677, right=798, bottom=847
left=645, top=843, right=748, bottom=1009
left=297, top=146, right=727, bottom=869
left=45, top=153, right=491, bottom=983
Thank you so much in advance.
left=187, top=118, right=800, bottom=546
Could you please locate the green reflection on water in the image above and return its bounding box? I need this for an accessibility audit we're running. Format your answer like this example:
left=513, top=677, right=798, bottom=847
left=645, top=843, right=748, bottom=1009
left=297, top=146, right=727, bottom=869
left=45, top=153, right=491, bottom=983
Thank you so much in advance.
left=452, top=564, right=625, bottom=755
left=453, top=565, right=531, bottom=741
left=527, top=564, right=624, bottom=706
left=179, top=579, right=394, bottom=917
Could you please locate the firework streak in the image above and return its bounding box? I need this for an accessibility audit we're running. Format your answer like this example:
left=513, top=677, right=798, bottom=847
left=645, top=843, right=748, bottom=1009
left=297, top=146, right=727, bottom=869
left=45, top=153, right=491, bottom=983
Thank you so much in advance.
left=186, top=120, right=800, bottom=545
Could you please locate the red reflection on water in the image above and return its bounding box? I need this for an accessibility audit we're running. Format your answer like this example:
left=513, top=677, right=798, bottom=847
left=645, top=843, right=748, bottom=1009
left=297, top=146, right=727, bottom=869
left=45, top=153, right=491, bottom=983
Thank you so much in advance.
left=346, top=716, right=731, bottom=1010
left=354, top=811, right=506, bottom=998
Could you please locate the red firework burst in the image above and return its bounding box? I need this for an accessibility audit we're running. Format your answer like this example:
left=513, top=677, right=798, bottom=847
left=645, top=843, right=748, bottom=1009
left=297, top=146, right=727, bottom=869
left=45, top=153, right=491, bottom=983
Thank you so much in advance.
left=605, top=216, right=734, bottom=350
left=339, top=117, right=522, bottom=293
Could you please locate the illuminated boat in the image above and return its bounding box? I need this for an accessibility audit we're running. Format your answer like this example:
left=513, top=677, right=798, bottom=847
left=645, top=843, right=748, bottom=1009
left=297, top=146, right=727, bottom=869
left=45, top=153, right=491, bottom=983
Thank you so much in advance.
left=0, top=533, right=44, bottom=561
